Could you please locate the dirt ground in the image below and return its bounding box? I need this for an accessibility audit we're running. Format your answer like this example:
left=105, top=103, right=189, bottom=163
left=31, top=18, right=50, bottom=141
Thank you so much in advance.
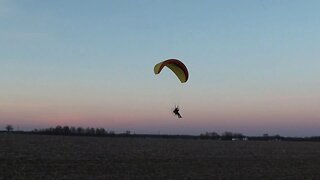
left=1, top=134, right=320, bottom=179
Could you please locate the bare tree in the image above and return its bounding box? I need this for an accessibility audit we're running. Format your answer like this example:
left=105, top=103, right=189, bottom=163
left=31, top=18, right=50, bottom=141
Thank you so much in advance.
left=63, top=126, right=70, bottom=135
left=96, top=128, right=106, bottom=136
left=5, top=125, right=13, bottom=132
left=221, top=131, right=233, bottom=140
left=55, top=126, right=63, bottom=135
left=70, top=126, right=76, bottom=135
left=200, top=131, right=220, bottom=139
left=77, top=127, right=84, bottom=134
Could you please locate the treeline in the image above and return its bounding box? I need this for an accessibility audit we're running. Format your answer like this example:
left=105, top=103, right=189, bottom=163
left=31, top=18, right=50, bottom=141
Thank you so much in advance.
left=200, top=131, right=320, bottom=142
left=31, top=126, right=199, bottom=139
left=200, top=131, right=247, bottom=140
left=32, top=126, right=117, bottom=136
left=249, top=135, right=320, bottom=142
left=3, top=124, right=320, bottom=141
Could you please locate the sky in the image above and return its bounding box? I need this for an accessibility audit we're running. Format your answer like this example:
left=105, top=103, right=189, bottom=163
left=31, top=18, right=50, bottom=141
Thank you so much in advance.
left=1, top=0, right=320, bottom=136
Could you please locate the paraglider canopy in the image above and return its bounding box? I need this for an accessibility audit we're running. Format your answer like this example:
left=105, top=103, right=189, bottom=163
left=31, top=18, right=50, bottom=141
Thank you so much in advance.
left=154, top=59, right=189, bottom=83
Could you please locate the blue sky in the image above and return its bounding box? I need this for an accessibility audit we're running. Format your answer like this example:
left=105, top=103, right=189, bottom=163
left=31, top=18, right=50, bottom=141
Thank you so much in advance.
left=1, top=0, right=320, bottom=136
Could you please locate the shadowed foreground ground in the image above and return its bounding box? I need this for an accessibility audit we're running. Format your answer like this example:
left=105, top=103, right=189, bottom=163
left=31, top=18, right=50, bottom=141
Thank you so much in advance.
left=1, top=134, right=320, bottom=179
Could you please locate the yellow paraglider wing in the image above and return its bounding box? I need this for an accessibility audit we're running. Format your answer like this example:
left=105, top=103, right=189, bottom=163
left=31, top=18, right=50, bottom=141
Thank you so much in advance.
left=154, top=62, right=163, bottom=74
left=154, top=59, right=189, bottom=83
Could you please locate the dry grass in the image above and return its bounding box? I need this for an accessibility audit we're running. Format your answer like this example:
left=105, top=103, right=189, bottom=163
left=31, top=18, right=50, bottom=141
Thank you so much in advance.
left=1, top=134, right=320, bottom=179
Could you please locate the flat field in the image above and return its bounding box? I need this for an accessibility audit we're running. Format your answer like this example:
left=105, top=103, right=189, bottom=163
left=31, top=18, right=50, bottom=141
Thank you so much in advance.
left=1, top=134, right=320, bottom=179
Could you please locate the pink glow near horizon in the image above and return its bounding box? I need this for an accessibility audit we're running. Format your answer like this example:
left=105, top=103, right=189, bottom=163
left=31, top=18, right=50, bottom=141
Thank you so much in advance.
left=1, top=1, right=320, bottom=136
left=1, top=90, right=320, bottom=136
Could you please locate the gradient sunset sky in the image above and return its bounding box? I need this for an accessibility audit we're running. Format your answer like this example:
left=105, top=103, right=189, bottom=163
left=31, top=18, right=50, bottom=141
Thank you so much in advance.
left=1, top=0, right=320, bottom=136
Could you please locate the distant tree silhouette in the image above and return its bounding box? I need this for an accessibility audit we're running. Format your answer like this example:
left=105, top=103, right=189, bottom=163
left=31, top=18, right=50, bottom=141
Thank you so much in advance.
left=49, top=128, right=54, bottom=134
left=96, top=128, right=106, bottom=136
left=70, top=126, right=76, bottom=135
left=55, top=126, right=63, bottom=135
left=63, top=126, right=70, bottom=135
left=221, top=131, right=233, bottom=140
left=5, top=125, right=13, bottom=132
left=273, top=134, right=282, bottom=141
left=30, top=125, right=118, bottom=137
left=232, top=133, right=244, bottom=139
left=26, top=126, right=320, bottom=142
left=90, top=128, right=95, bottom=135
left=77, top=127, right=84, bottom=135
left=200, top=131, right=220, bottom=139
left=108, top=130, right=115, bottom=136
